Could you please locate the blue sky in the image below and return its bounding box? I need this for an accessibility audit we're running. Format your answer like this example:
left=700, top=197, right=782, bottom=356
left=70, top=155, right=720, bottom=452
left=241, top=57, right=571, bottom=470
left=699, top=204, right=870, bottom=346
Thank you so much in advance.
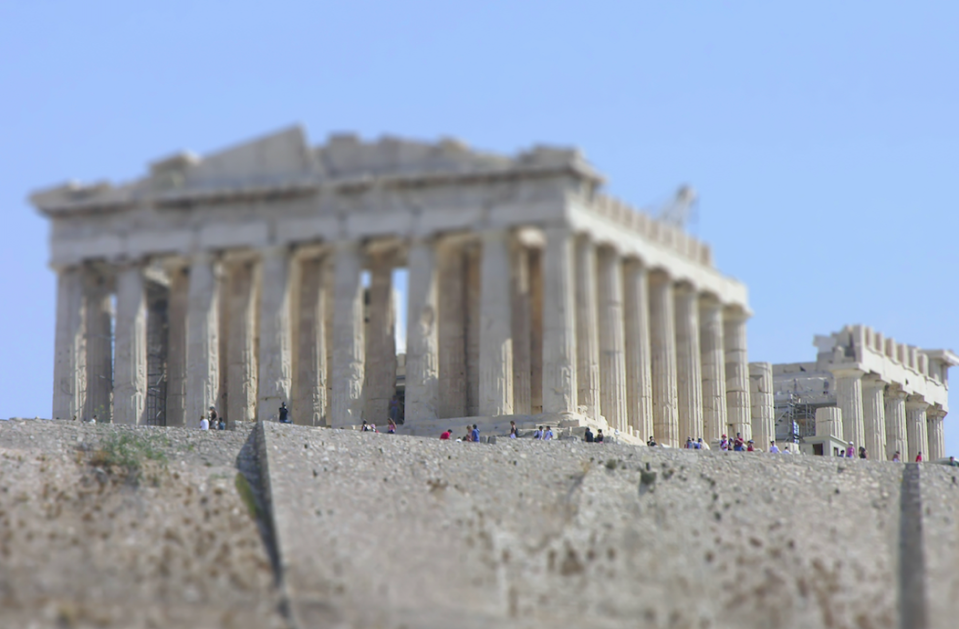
left=2, top=1, right=956, bottom=454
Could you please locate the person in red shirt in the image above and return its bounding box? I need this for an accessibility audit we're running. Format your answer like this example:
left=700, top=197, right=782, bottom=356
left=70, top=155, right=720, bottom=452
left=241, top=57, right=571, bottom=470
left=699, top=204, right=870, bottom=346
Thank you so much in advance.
left=440, top=429, right=452, bottom=440
left=746, top=440, right=755, bottom=452
left=916, top=451, right=922, bottom=462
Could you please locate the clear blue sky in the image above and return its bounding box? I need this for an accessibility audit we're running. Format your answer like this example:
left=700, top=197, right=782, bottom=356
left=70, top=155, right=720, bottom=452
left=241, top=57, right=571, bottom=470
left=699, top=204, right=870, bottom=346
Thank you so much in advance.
left=2, top=1, right=957, bottom=454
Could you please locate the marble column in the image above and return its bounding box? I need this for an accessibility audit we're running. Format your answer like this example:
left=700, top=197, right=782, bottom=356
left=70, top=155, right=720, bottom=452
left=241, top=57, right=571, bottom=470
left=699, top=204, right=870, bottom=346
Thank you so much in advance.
left=623, top=259, right=653, bottom=440
left=884, top=385, right=908, bottom=461
left=832, top=368, right=865, bottom=449
left=675, top=282, right=703, bottom=443
left=479, top=230, right=513, bottom=416
left=723, top=308, right=751, bottom=441
left=816, top=406, right=843, bottom=441
left=511, top=242, right=532, bottom=416
left=331, top=242, right=365, bottom=427
left=226, top=260, right=258, bottom=427
left=437, top=241, right=467, bottom=418
left=528, top=248, right=544, bottom=414
left=52, top=266, right=86, bottom=421
left=295, top=255, right=326, bottom=426
left=406, top=238, right=440, bottom=423
left=650, top=271, right=679, bottom=447
left=364, top=255, right=397, bottom=423
left=114, top=263, right=147, bottom=425
left=596, top=247, right=627, bottom=432
left=185, top=253, right=220, bottom=426
left=699, top=296, right=727, bottom=443
left=927, top=407, right=946, bottom=461
left=541, top=225, right=577, bottom=416
left=258, top=247, right=293, bottom=422
left=905, top=396, right=928, bottom=462
left=749, top=362, right=774, bottom=448
left=83, top=267, right=113, bottom=424
left=574, top=234, right=601, bottom=421
left=165, top=264, right=188, bottom=427
left=465, top=246, right=481, bottom=416
left=861, top=375, right=887, bottom=461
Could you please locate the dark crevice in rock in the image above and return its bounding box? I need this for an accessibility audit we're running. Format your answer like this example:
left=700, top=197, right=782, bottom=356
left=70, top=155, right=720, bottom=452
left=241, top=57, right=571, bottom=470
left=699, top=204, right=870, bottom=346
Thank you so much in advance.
left=899, top=463, right=927, bottom=629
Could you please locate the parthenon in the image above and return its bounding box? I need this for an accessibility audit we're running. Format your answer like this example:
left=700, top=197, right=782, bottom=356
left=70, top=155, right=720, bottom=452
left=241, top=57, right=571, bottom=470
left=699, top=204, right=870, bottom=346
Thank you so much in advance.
left=34, top=126, right=774, bottom=446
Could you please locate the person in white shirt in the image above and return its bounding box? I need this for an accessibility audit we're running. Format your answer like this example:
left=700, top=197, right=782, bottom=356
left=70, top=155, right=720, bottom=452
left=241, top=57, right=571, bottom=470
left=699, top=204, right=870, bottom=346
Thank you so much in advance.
left=768, top=440, right=780, bottom=453
left=199, top=415, right=209, bottom=430
left=543, top=426, right=554, bottom=440
left=782, top=446, right=792, bottom=454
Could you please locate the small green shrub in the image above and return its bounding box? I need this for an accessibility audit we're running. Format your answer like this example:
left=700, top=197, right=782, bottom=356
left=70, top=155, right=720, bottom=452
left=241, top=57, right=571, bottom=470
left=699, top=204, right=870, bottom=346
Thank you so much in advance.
left=88, top=432, right=168, bottom=481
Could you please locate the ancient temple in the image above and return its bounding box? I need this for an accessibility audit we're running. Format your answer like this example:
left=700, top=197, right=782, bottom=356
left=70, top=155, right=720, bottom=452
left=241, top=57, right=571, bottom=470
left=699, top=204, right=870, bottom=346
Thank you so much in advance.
left=32, top=126, right=756, bottom=446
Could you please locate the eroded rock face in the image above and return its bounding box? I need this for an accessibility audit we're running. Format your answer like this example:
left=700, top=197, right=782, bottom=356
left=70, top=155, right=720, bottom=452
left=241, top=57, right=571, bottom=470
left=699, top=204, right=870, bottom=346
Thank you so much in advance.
left=0, top=420, right=284, bottom=629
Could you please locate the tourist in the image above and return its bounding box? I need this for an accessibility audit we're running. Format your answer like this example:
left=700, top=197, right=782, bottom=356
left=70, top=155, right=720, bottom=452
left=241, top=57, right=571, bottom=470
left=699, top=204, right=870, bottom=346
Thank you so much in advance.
left=697, top=437, right=709, bottom=450
left=733, top=434, right=744, bottom=452
left=209, top=406, right=218, bottom=426
left=387, top=418, right=396, bottom=434
left=199, top=415, right=209, bottom=430
left=278, top=402, right=290, bottom=424
left=533, top=426, right=543, bottom=440
left=647, top=436, right=657, bottom=447
left=361, top=421, right=370, bottom=432
left=509, top=420, right=518, bottom=439
left=719, top=434, right=729, bottom=451
left=746, top=440, right=755, bottom=452
left=768, top=441, right=780, bottom=454
left=845, top=442, right=855, bottom=459
left=595, top=429, right=604, bottom=443
left=892, top=450, right=901, bottom=462
left=584, top=427, right=594, bottom=442
left=471, top=424, right=480, bottom=443
left=440, top=428, right=452, bottom=440
left=782, top=446, right=792, bottom=454
left=543, top=426, right=554, bottom=441
left=684, top=437, right=693, bottom=449
left=916, top=451, right=923, bottom=463
left=217, top=415, right=226, bottom=430
left=947, top=456, right=958, bottom=467
left=858, top=446, right=867, bottom=460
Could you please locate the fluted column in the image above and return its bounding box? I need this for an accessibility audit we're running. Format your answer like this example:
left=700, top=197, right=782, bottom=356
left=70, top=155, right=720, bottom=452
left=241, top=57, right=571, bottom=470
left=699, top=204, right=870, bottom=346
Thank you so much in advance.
left=675, top=282, right=703, bottom=443
left=511, top=242, right=532, bottom=415
left=724, top=307, right=751, bottom=440
left=406, top=238, right=440, bottom=423
left=437, top=241, right=466, bottom=418
left=884, top=385, right=908, bottom=460
left=83, top=267, right=113, bottom=423
left=749, top=362, right=774, bottom=448
left=832, top=368, right=865, bottom=449
left=165, top=264, right=188, bottom=426
left=186, top=253, right=220, bottom=426
left=258, top=247, right=293, bottom=422
left=331, top=242, right=365, bottom=427
left=364, top=254, right=396, bottom=423
left=52, top=266, right=86, bottom=420
left=927, top=407, right=946, bottom=461
left=699, top=296, right=727, bottom=443
left=597, top=247, right=627, bottom=432
left=541, top=225, right=577, bottom=416
left=650, top=271, right=679, bottom=447
left=861, top=375, right=887, bottom=461
left=295, top=255, right=326, bottom=426
left=623, top=259, right=653, bottom=440
left=905, top=396, right=928, bottom=461
left=479, top=230, right=513, bottom=416
left=574, top=234, right=601, bottom=421
left=529, top=249, right=544, bottom=414
left=816, top=406, right=843, bottom=441
left=114, top=263, right=147, bottom=425
left=226, top=259, right=258, bottom=427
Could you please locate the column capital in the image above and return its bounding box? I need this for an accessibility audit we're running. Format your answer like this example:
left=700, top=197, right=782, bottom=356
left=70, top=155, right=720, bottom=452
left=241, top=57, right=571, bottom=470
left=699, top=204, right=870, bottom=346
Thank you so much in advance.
left=830, top=367, right=865, bottom=380
left=861, top=373, right=887, bottom=390
left=722, top=304, right=750, bottom=323
left=905, top=395, right=927, bottom=411
left=926, top=404, right=947, bottom=420
left=673, top=280, right=697, bottom=296
left=885, top=384, right=909, bottom=401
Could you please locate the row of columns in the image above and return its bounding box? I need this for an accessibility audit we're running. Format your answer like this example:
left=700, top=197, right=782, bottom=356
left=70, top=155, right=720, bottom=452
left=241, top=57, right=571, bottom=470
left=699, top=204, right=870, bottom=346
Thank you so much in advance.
left=830, top=369, right=947, bottom=461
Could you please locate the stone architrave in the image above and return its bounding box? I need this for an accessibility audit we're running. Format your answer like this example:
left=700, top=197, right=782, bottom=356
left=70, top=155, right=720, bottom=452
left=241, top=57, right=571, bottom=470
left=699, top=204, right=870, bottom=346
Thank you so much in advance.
left=905, top=396, right=928, bottom=462
left=749, top=362, right=774, bottom=448
left=52, top=266, right=86, bottom=421
left=884, top=385, right=908, bottom=461
left=597, top=247, right=627, bottom=432
left=650, top=271, right=679, bottom=447
left=675, top=282, right=704, bottom=443
left=861, top=375, right=887, bottom=461
left=927, top=407, right=947, bottom=461
left=478, top=230, right=513, bottom=417
left=258, top=247, right=294, bottom=422
left=406, top=239, right=440, bottom=423
left=295, top=255, right=327, bottom=426
left=364, top=255, right=397, bottom=424
left=622, top=259, right=653, bottom=440
left=83, top=267, right=113, bottom=423
left=699, top=295, right=727, bottom=443
left=723, top=307, right=750, bottom=441
left=511, top=242, right=532, bottom=416
left=574, top=234, right=601, bottom=421
left=331, top=242, right=365, bottom=427
left=227, top=260, right=258, bottom=427
left=815, top=406, right=843, bottom=440
left=541, top=225, right=577, bottom=416
left=832, top=368, right=865, bottom=450
left=437, top=241, right=466, bottom=419
left=185, top=253, right=220, bottom=426
left=165, top=264, right=188, bottom=426
left=114, top=263, right=147, bottom=425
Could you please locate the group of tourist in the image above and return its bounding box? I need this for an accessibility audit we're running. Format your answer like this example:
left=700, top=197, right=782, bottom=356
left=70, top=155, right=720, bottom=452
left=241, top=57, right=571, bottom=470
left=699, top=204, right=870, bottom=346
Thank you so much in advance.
left=361, top=418, right=397, bottom=434
left=198, top=406, right=226, bottom=431
left=439, top=423, right=481, bottom=442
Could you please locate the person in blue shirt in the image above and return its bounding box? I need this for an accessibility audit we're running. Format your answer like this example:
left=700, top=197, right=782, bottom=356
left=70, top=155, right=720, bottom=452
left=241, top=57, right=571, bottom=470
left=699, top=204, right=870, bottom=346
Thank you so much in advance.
left=470, top=424, right=480, bottom=443
left=543, top=426, right=554, bottom=440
